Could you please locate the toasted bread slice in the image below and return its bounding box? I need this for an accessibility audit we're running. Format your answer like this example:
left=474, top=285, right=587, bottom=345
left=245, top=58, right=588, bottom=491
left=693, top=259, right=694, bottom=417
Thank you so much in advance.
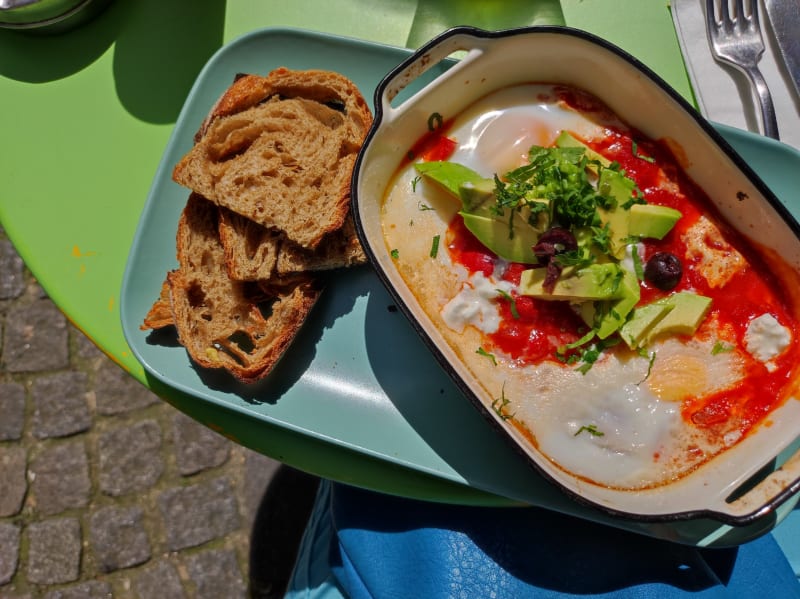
left=219, top=207, right=366, bottom=281
left=172, top=68, right=372, bottom=250
left=166, top=194, right=321, bottom=383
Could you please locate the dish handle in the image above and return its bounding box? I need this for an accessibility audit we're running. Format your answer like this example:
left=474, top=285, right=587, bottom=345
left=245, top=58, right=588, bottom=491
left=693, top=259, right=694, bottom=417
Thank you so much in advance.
left=710, top=444, right=800, bottom=523
left=375, top=26, right=492, bottom=119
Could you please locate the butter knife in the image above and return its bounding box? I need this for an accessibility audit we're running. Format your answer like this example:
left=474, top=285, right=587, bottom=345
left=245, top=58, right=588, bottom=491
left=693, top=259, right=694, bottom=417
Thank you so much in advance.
left=763, top=0, right=800, bottom=101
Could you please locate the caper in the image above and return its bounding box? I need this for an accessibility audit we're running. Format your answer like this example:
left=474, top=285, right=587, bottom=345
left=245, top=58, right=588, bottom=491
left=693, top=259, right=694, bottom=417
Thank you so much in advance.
left=644, top=252, right=683, bottom=290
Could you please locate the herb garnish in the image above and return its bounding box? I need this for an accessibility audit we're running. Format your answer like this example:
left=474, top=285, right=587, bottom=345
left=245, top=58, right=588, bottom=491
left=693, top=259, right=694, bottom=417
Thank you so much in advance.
left=558, top=333, right=620, bottom=374
left=574, top=424, right=604, bottom=437
left=631, top=245, right=645, bottom=280
left=429, top=235, right=440, bottom=258
left=637, top=351, right=657, bottom=384
left=411, top=175, right=421, bottom=192
left=632, top=140, right=655, bottom=163
left=495, top=289, right=519, bottom=319
left=491, top=383, right=514, bottom=420
left=390, top=248, right=399, bottom=259
left=477, top=347, right=497, bottom=365
left=712, top=341, right=735, bottom=355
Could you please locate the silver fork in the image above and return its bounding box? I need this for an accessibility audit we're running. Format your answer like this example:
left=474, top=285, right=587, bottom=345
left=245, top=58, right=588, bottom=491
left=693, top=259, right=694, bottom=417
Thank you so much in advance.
left=705, top=0, right=779, bottom=139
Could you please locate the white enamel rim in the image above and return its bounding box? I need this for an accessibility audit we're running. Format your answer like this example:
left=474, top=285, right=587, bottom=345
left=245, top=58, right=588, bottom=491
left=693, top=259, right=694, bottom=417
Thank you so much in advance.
left=351, top=26, right=800, bottom=524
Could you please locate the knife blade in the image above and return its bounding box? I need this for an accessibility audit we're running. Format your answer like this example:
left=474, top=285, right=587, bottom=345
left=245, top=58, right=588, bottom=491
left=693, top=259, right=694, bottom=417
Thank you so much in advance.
left=763, top=0, right=800, bottom=101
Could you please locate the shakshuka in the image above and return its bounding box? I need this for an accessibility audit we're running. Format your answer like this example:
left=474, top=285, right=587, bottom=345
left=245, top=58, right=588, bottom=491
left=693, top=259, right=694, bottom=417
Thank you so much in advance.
left=381, top=83, right=800, bottom=490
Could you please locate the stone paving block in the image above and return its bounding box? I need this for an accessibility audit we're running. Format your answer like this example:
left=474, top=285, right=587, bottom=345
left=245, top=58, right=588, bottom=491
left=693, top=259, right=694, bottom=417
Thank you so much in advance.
left=42, top=580, right=113, bottom=599
left=185, top=548, right=246, bottom=599
left=172, top=412, right=231, bottom=476
left=0, top=522, right=21, bottom=585
left=98, top=419, right=164, bottom=497
left=88, top=505, right=151, bottom=573
left=2, top=299, right=69, bottom=373
left=31, top=372, right=91, bottom=439
left=157, top=477, right=241, bottom=551
left=133, top=561, right=186, bottom=599
left=26, top=518, right=81, bottom=585
left=0, top=382, right=25, bottom=441
left=93, top=358, right=159, bottom=416
left=0, top=447, right=27, bottom=517
left=243, top=450, right=281, bottom=529
left=29, top=440, right=90, bottom=516
left=0, top=236, right=25, bottom=301
left=73, top=326, right=104, bottom=361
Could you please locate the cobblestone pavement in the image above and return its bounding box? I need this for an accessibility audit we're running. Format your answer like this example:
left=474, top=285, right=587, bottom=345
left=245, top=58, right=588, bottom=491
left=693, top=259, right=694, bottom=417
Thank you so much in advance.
left=0, top=228, right=319, bottom=598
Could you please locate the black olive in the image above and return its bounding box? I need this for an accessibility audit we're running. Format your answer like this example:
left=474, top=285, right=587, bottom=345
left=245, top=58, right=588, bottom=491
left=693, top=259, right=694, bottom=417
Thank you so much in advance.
left=644, top=252, right=683, bottom=290
left=533, top=227, right=577, bottom=265
left=532, top=227, right=578, bottom=293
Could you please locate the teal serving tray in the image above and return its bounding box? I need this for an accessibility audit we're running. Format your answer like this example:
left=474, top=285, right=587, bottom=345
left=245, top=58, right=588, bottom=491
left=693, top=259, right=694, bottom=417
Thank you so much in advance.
left=121, top=27, right=800, bottom=547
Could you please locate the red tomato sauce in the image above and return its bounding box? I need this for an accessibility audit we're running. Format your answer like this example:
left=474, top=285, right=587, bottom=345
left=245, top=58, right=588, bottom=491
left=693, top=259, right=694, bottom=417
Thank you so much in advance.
left=404, top=116, right=458, bottom=164
left=438, top=125, right=800, bottom=439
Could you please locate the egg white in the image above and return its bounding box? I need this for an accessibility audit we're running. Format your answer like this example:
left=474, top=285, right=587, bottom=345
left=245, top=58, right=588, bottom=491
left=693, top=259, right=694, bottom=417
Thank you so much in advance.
left=446, top=85, right=607, bottom=175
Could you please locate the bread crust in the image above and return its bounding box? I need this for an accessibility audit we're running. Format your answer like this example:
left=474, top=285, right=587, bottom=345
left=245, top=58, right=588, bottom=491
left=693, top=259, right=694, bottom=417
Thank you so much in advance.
left=140, top=278, right=173, bottom=330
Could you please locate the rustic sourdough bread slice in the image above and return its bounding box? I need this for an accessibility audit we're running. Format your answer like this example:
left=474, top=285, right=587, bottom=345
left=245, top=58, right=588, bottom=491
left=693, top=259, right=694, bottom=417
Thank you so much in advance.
left=172, top=68, right=372, bottom=250
left=218, top=207, right=366, bottom=280
left=166, top=194, right=321, bottom=383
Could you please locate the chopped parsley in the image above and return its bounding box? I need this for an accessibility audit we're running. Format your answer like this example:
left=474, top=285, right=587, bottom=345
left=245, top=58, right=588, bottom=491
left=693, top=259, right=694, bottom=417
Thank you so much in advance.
left=429, top=235, right=440, bottom=258
left=495, top=289, right=519, bottom=319
left=477, top=347, right=497, bottom=365
left=631, top=245, right=645, bottom=280
left=411, top=176, right=421, bottom=192
left=712, top=340, right=735, bottom=355
left=632, top=140, right=655, bottom=163
left=637, top=351, right=657, bottom=384
left=558, top=333, right=620, bottom=374
left=390, top=248, right=399, bottom=259
left=574, top=424, right=604, bottom=437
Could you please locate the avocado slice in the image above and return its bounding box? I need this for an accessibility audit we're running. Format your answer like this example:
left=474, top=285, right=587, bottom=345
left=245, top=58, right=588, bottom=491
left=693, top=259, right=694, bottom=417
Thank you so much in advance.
left=645, top=292, right=712, bottom=344
left=579, top=268, right=641, bottom=339
left=414, top=161, right=486, bottom=199
left=597, top=169, right=637, bottom=259
left=519, top=263, right=626, bottom=301
left=461, top=210, right=540, bottom=263
left=619, top=302, right=675, bottom=349
left=415, top=161, right=550, bottom=261
left=554, top=131, right=611, bottom=169
left=629, top=204, right=682, bottom=240
left=458, top=178, right=496, bottom=213
left=618, top=292, right=712, bottom=349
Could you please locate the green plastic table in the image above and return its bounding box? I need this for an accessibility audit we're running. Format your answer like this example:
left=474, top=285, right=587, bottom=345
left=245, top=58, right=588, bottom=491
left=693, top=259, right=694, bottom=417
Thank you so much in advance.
left=0, top=0, right=703, bottom=515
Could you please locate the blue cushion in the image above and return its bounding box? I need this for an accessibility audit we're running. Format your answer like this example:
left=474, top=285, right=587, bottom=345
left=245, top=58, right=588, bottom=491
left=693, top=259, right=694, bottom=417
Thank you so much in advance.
left=287, top=481, right=800, bottom=598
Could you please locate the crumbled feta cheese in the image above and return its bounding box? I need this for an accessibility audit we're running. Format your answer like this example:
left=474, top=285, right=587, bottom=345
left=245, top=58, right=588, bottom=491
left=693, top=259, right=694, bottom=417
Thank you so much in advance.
left=442, top=272, right=513, bottom=334
left=744, top=313, right=791, bottom=368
